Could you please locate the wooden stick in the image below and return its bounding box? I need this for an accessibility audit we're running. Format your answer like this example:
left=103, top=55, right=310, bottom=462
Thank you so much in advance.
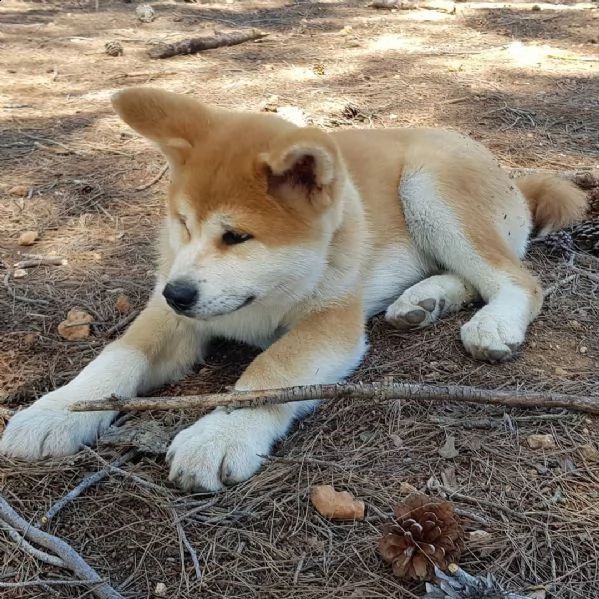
left=37, top=449, right=139, bottom=527
left=70, top=381, right=599, bottom=416
left=0, top=495, right=124, bottom=599
left=13, top=256, right=67, bottom=269
left=147, top=29, right=268, bottom=60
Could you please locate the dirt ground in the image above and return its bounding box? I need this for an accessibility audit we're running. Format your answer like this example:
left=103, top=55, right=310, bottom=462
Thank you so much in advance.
left=1, top=0, right=599, bottom=598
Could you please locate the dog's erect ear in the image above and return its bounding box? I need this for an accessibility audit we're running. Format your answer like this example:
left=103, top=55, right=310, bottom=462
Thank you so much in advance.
left=261, top=128, right=340, bottom=210
left=111, top=87, right=211, bottom=164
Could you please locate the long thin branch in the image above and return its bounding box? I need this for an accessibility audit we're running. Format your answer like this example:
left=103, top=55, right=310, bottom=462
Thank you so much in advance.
left=147, top=29, right=268, bottom=59
left=70, top=381, right=599, bottom=416
left=37, top=449, right=139, bottom=527
left=2, top=523, right=66, bottom=568
left=0, top=495, right=124, bottom=599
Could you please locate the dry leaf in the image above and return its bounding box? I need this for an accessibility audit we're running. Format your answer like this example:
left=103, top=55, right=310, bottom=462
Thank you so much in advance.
left=58, top=308, right=93, bottom=341
left=468, top=529, right=492, bottom=542
left=579, top=443, right=599, bottom=462
left=23, top=333, right=37, bottom=345
left=438, top=435, right=459, bottom=459
left=527, top=434, right=556, bottom=450
left=310, top=485, right=365, bottom=520
left=115, top=294, right=131, bottom=314
left=399, top=481, right=419, bottom=495
left=18, top=230, right=39, bottom=246
left=8, top=185, right=29, bottom=196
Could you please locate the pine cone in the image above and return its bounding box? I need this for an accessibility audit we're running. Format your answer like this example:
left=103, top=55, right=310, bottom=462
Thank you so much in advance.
left=104, top=41, right=124, bottom=57
left=379, top=494, right=465, bottom=581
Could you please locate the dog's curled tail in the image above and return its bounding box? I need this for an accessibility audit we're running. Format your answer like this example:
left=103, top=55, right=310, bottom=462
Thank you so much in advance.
left=516, top=174, right=588, bottom=236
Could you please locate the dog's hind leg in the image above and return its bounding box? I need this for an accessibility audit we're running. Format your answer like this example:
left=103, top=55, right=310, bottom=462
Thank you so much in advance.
left=399, top=170, right=542, bottom=362
left=386, top=273, right=478, bottom=330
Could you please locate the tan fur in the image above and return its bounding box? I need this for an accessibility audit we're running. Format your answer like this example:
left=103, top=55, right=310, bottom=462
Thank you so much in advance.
left=516, top=174, right=588, bottom=233
left=1, top=87, right=588, bottom=491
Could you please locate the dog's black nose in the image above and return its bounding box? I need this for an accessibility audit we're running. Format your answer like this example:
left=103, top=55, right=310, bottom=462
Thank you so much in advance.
left=163, top=281, right=198, bottom=313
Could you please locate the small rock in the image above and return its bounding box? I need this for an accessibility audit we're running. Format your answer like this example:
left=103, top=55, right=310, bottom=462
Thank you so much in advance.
left=399, top=481, right=418, bottom=495
left=13, top=268, right=28, bottom=278
left=8, top=185, right=29, bottom=196
left=136, top=3, right=156, bottom=23
left=154, top=582, right=167, bottom=597
left=580, top=346, right=588, bottom=354
left=468, top=530, right=492, bottom=542
left=58, top=308, right=93, bottom=341
left=260, top=95, right=279, bottom=112
left=553, top=366, right=567, bottom=376
left=115, top=294, right=131, bottom=314
left=579, top=443, right=599, bottom=463
left=527, top=434, right=556, bottom=450
left=276, top=106, right=308, bottom=127
left=310, top=485, right=365, bottom=520
left=18, top=230, right=39, bottom=246
left=23, top=333, right=37, bottom=344
left=438, top=435, right=459, bottom=459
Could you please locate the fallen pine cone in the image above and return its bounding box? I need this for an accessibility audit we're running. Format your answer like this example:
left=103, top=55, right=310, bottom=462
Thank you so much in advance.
left=379, top=493, right=464, bottom=581
left=105, top=40, right=124, bottom=57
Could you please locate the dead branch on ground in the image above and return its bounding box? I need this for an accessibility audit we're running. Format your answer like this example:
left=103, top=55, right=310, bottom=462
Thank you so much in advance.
left=37, top=449, right=139, bottom=527
left=147, top=29, right=268, bottom=59
left=13, top=256, right=67, bottom=269
left=0, top=495, right=124, bottom=599
left=70, top=381, right=599, bottom=416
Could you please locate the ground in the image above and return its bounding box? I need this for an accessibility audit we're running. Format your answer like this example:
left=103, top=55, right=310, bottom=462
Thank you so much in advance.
left=1, top=0, right=599, bottom=598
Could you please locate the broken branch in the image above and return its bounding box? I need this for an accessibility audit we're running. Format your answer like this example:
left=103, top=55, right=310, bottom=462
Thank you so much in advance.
left=13, top=256, right=67, bottom=269
left=147, top=29, right=268, bottom=59
left=70, top=381, right=599, bottom=416
left=0, top=495, right=124, bottom=599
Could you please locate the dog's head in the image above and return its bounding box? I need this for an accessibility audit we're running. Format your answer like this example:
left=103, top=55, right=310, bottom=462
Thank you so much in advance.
left=112, top=87, right=347, bottom=320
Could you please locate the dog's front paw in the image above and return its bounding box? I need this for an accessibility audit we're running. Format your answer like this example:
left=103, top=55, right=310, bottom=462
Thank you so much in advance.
left=0, top=389, right=116, bottom=460
left=167, top=409, right=283, bottom=492
left=461, top=311, right=524, bottom=363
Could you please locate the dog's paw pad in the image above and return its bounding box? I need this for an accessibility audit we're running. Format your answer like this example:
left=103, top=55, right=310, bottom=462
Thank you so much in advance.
left=386, top=296, right=441, bottom=330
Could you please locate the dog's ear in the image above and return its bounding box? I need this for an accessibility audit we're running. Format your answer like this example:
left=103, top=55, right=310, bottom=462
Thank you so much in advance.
left=111, top=87, right=211, bottom=165
left=261, top=128, right=340, bottom=210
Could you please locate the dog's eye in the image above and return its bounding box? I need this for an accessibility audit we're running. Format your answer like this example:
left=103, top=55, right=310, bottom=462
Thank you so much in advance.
left=222, top=231, right=253, bottom=246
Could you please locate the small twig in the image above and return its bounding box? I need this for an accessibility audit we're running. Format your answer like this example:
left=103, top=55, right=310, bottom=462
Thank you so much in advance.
left=0, top=495, right=124, bottom=599
left=176, top=521, right=202, bottom=580
left=3, top=271, right=50, bottom=306
left=70, top=381, right=599, bottom=416
left=134, top=163, right=169, bottom=191
left=82, top=447, right=168, bottom=495
left=2, top=523, right=66, bottom=568
left=429, top=483, right=545, bottom=525
left=104, top=309, right=140, bottom=338
left=0, top=580, right=100, bottom=589
left=37, top=449, right=139, bottom=527
left=13, top=256, right=67, bottom=269
left=20, top=133, right=83, bottom=156
left=543, top=274, right=577, bottom=298
left=148, top=29, right=268, bottom=59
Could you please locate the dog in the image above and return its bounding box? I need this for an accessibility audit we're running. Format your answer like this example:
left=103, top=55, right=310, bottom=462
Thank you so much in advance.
left=0, top=88, right=587, bottom=491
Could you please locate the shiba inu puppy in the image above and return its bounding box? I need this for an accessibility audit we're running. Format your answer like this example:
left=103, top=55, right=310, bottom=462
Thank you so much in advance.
left=0, top=88, right=586, bottom=491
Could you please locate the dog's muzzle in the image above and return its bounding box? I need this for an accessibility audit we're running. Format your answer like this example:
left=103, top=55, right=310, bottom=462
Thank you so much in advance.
left=163, top=281, right=198, bottom=314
